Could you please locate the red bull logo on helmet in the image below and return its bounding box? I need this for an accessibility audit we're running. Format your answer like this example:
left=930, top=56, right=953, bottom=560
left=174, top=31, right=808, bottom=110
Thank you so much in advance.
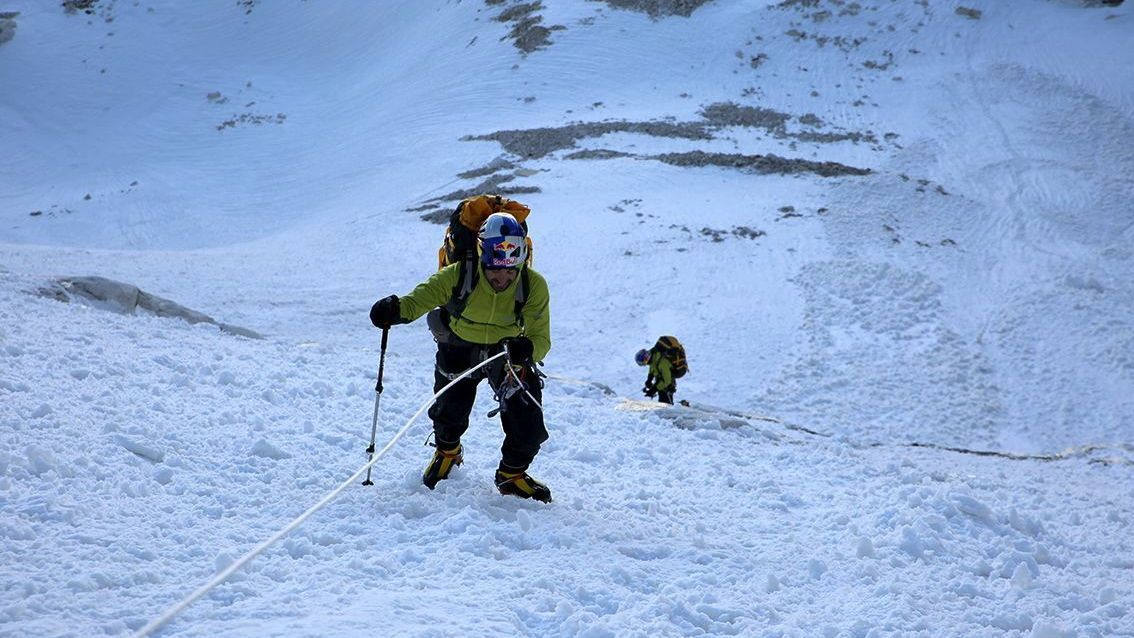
left=484, top=235, right=525, bottom=268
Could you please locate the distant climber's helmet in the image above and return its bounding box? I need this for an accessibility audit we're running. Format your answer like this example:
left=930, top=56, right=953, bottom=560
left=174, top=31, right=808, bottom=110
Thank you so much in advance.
left=479, top=213, right=528, bottom=270
left=635, top=349, right=651, bottom=366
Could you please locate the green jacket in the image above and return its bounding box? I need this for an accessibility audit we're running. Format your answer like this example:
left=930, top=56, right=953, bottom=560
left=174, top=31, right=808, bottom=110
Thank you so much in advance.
left=648, top=355, right=675, bottom=392
left=398, top=263, right=551, bottom=361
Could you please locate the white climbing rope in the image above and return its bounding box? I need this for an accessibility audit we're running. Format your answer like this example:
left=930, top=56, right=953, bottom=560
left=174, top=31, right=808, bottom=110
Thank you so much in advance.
left=506, top=361, right=544, bottom=411
left=131, top=351, right=506, bottom=638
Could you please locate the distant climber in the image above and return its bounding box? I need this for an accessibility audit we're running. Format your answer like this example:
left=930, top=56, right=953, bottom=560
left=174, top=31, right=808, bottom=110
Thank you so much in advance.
left=635, top=336, right=688, bottom=405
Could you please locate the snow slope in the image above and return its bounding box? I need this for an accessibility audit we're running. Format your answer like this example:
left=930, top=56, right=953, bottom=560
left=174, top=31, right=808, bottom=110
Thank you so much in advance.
left=1, top=0, right=1132, bottom=636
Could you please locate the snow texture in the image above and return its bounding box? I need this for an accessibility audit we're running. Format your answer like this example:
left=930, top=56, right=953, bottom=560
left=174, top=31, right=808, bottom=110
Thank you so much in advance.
left=1, top=0, right=1132, bottom=636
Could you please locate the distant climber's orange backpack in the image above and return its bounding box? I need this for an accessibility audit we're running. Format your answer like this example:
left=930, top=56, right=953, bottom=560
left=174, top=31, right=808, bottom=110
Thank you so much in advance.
left=652, top=336, right=688, bottom=378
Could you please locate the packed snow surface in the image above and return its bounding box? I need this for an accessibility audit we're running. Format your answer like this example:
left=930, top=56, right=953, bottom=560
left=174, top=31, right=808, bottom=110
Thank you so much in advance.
left=1, top=0, right=1132, bottom=636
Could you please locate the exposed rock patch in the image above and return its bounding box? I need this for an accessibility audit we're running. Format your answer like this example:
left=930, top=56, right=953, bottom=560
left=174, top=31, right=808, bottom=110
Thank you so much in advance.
left=702, top=101, right=878, bottom=144
left=216, top=112, right=287, bottom=132
left=467, top=102, right=875, bottom=160
left=699, top=226, right=767, bottom=242
left=793, top=129, right=876, bottom=144
left=798, top=113, right=824, bottom=127
left=748, top=52, right=769, bottom=68
left=591, top=0, right=715, bottom=18
left=862, top=51, right=895, bottom=71
left=701, top=102, right=791, bottom=131
left=782, top=28, right=866, bottom=53
left=493, top=1, right=566, bottom=54
left=0, top=12, right=17, bottom=46
left=652, top=151, right=871, bottom=177
left=417, top=209, right=451, bottom=224
left=497, top=2, right=541, bottom=21
left=564, top=147, right=870, bottom=178
left=62, top=0, right=99, bottom=14
left=457, top=157, right=516, bottom=179
left=36, top=276, right=263, bottom=339
left=465, top=121, right=711, bottom=158
left=565, top=149, right=635, bottom=160
left=428, top=100, right=874, bottom=217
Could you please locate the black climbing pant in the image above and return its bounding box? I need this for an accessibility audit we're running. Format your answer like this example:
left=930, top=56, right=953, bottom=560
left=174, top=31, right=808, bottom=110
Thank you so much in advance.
left=427, top=341, right=548, bottom=471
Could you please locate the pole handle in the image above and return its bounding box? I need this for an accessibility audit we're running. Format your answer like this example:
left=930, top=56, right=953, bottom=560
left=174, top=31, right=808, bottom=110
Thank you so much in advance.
left=375, top=327, right=389, bottom=393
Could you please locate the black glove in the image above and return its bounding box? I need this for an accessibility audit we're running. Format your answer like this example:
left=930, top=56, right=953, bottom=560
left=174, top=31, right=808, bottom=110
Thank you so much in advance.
left=369, top=295, right=401, bottom=328
left=501, top=336, right=534, bottom=365
left=643, top=384, right=657, bottom=398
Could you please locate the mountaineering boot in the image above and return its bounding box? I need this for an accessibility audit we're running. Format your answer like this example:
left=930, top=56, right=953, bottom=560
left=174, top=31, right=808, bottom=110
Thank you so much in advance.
left=422, top=443, right=463, bottom=489
left=495, top=468, right=552, bottom=503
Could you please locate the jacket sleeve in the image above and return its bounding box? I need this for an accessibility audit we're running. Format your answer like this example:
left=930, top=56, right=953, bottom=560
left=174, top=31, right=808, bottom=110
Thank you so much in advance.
left=522, top=272, right=552, bottom=362
left=398, top=264, right=460, bottom=322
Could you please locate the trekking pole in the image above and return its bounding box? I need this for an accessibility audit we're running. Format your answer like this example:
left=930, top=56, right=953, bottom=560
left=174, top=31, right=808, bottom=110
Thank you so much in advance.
left=362, top=327, right=389, bottom=486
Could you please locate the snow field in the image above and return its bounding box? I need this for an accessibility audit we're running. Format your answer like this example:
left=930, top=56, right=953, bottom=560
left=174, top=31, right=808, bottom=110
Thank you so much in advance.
left=2, top=0, right=1133, bottom=635
left=3, top=271, right=1132, bottom=635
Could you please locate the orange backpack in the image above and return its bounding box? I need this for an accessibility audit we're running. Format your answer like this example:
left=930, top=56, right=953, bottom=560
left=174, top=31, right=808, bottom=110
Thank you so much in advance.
left=652, top=336, right=688, bottom=378
left=438, top=194, right=533, bottom=270
left=431, top=195, right=535, bottom=331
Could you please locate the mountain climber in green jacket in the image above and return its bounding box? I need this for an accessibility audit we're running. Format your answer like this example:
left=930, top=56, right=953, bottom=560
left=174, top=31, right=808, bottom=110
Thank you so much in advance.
left=369, top=213, right=552, bottom=502
left=636, top=343, right=677, bottom=405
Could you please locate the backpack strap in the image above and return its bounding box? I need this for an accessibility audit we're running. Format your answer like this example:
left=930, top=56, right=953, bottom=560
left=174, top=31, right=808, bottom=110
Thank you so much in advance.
left=513, top=268, right=530, bottom=328
left=444, top=257, right=479, bottom=319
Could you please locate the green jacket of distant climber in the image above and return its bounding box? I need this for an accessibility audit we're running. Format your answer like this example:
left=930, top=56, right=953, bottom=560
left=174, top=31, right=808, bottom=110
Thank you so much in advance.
left=648, top=354, right=675, bottom=392
left=398, top=262, right=551, bottom=361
